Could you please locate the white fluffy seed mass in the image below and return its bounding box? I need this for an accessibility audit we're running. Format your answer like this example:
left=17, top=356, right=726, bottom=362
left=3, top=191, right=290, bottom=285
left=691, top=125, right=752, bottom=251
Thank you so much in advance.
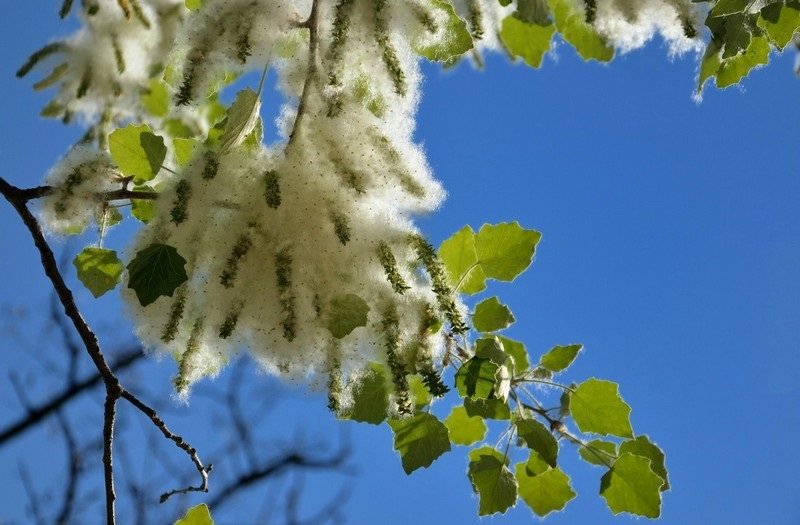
left=33, top=0, right=706, bottom=402
left=591, top=0, right=702, bottom=55
left=122, top=0, right=464, bottom=404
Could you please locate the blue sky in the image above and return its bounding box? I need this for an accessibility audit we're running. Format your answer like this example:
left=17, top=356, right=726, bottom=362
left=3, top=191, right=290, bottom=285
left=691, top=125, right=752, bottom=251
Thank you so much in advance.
left=2, top=4, right=799, bottom=525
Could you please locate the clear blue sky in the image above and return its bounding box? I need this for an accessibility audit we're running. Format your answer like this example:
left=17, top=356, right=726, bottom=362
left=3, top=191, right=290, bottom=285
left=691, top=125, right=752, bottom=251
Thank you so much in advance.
left=2, top=5, right=799, bottom=525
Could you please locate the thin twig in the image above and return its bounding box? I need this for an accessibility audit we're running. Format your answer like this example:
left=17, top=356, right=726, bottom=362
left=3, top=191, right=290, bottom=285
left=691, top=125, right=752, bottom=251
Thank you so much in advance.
left=120, top=389, right=212, bottom=502
left=287, top=0, right=321, bottom=147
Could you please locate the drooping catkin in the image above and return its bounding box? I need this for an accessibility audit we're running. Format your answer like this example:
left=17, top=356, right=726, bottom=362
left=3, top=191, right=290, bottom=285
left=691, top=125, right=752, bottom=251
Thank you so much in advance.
left=377, top=241, right=409, bottom=294
left=373, top=0, right=407, bottom=97
left=275, top=248, right=296, bottom=342
left=382, top=306, right=412, bottom=415
left=410, top=235, right=468, bottom=334
left=161, top=289, right=186, bottom=343
left=220, top=233, right=253, bottom=288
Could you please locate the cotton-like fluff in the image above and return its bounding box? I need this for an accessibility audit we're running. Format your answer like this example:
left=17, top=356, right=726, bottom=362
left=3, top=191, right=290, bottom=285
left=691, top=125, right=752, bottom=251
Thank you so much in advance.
left=170, top=0, right=305, bottom=106
left=18, top=0, right=184, bottom=123
left=591, top=0, right=702, bottom=55
left=38, top=145, right=119, bottom=235
left=123, top=0, right=466, bottom=407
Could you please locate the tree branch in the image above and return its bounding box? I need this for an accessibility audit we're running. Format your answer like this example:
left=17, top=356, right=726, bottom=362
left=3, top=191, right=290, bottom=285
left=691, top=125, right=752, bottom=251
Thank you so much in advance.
left=287, top=0, right=321, bottom=147
left=1, top=175, right=209, bottom=524
left=0, top=349, right=143, bottom=445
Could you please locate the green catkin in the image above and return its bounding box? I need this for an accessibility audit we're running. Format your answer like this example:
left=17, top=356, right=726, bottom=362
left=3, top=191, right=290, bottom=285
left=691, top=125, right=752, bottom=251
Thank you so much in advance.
left=111, top=35, right=125, bottom=74
left=410, top=235, right=468, bottom=334
left=117, top=0, right=131, bottom=18
left=170, top=179, right=192, bottom=224
left=174, top=318, right=203, bottom=394
left=372, top=132, right=425, bottom=197
left=681, top=18, right=697, bottom=39
left=54, top=167, right=85, bottom=214
left=16, top=42, right=67, bottom=78
left=326, top=347, right=343, bottom=413
left=128, top=0, right=151, bottom=28
left=59, top=0, right=74, bottom=19
left=264, top=170, right=281, bottom=208
left=410, top=1, right=438, bottom=33
left=236, top=23, right=253, bottom=64
left=373, top=0, right=407, bottom=96
left=584, top=0, right=597, bottom=24
left=275, top=248, right=296, bottom=342
left=202, top=151, right=219, bottom=180
left=218, top=303, right=242, bottom=339
left=76, top=67, right=92, bottom=99
left=326, top=0, right=355, bottom=117
left=84, top=0, right=100, bottom=15
left=220, top=234, right=253, bottom=288
left=176, top=47, right=206, bottom=106
left=420, top=364, right=449, bottom=397
left=468, top=0, right=484, bottom=40
left=161, top=290, right=186, bottom=343
left=383, top=306, right=413, bottom=415
left=377, top=241, right=410, bottom=294
left=330, top=211, right=351, bottom=245
left=33, top=63, right=69, bottom=91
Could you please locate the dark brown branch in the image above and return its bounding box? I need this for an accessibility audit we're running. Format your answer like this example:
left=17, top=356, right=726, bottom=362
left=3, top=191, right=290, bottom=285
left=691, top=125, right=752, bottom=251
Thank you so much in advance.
left=207, top=445, right=350, bottom=510
left=9, top=184, right=159, bottom=203
left=103, top=393, right=118, bottom=525
left=287, top=0, right=321, bottom=147
left=0, top=349, right=143, bottom=445
left=1, top=175, right=208, bottom=524
left=120, top=389, right=212, bottom=503
left=55, top=410, right=81, bottom=525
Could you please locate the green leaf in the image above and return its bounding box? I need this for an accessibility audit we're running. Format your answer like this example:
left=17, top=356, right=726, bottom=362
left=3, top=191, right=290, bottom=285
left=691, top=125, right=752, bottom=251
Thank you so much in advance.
left=498, top=336, right=529, bottom=372
left=184, top=0, right=202, bottom=11
left=522, top=450, right=550, bottom=476
left=711, top=0, right=750, bottom=17
left=516, top=463, right=576, bottom=517
left=500, top=15, right=555, bottom=68
left=444, top=406, right=487, bottom=445
left=468, top=447, right=518, bottom=516
left=473, top=297, right=515, bottom=332
left=218, top=88, right=261, bottom=155
left=600, top=453, right=663, bottom=518
left=388, top=413, right=451, bottom=474
left=759, top=2, right=800, bottom=49
left=539, top=343, right=582, bottom=372
left=109, top=124, right=167, bottom=184
left=131, top=185, right=156, bottom=223
left=716, top=35, right=771, bottom=88
left=409, top=374, right=433, bottom=409
left=326, top=294, right=369, bottom=339
left=474, top=222, right=541, bottom=282
left=455, top=357, right=498, bottom=399
left=721, top=14, right=753, bottom=58
left=415, top=0, right=474, bottom=62
left=126, top=243, right=188, bottom=307
left=548, top=0, right=614, bottom=62
left=570, top=379, right=633, bottom=438
left=438, top=225, right=486, bottom=295
left=173, top=138, right=201, bottom=167
left=619, top=435, right=669, bottom=490
left=517, top=0, right=552, bottom=25
left=515, top=418, right=558, bottom=467
left=464, top=398, right=511, bottom=420
left=578, top=439, right=617, bottom=466
left=342, top=364, right=389, bottom=424
left=174, top=503, right=213, bottom=525
left=73, top=247, right=124, bottom=298
left=141, top=78, right=170, bottom=117
left=697, top=40, right=722, bottom=94
left=475, top=337, right=508, bottom=365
